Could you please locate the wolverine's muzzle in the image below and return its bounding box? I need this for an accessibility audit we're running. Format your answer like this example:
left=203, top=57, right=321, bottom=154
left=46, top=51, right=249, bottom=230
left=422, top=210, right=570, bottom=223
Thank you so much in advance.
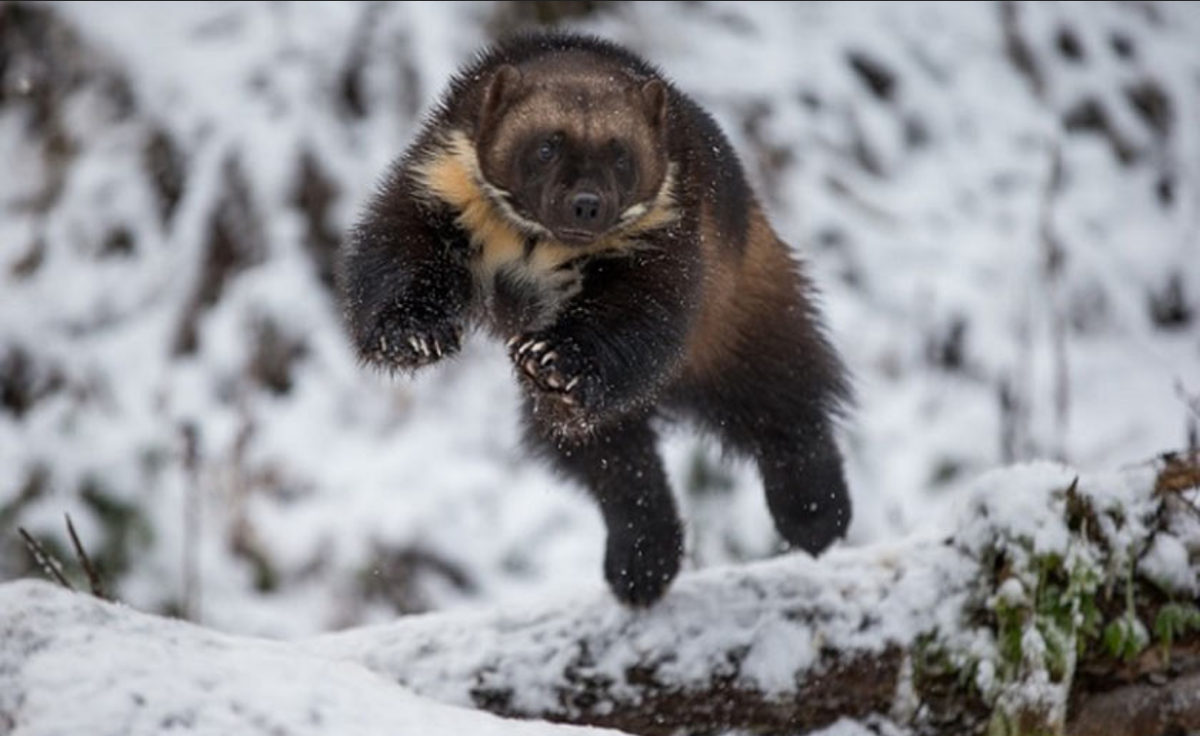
left=551, top=188, right=617, bottom=245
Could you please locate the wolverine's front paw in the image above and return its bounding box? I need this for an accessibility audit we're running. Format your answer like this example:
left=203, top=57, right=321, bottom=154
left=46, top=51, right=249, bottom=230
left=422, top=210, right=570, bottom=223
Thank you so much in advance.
left=363, top=307, right=464, bottom=371
left=508, top=334, right=601, bottom=433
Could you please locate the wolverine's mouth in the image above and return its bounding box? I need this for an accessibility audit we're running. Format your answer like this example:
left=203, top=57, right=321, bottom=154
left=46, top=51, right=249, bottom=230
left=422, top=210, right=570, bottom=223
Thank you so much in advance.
left=552, top=201, right=659, bottom=246
left=553, top=227, right=602, bottom=246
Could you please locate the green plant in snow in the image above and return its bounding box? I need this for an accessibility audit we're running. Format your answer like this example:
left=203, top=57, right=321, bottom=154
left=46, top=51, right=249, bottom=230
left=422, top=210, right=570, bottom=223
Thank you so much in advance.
left=1101, top=554, right=1149, bottom=663
left=1152, top=602, right=1200, bottom=665
left=1102, top=613, right=1149, bottom=662
left=1031, top=549, right=1102, bottom=682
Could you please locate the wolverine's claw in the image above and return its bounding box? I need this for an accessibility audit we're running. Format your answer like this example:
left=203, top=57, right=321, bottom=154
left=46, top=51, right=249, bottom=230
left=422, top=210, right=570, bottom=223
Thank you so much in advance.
left=366, top=312, right=464, bottom=370
left=510, top=335, right=590, bottom=414
left=506, top=335, right=520, bottom=349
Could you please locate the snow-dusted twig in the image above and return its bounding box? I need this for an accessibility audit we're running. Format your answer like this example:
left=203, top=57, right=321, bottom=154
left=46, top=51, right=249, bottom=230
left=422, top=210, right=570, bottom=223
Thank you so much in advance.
left=181, top=421, right=201, bottom=621
left=17, top=527, right=74, bottom=592
left=65, top=513, right=107, bottom=600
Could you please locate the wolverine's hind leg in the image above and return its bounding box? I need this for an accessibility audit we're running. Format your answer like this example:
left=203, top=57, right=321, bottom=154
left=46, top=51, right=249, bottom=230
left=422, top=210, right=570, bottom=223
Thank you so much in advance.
left=523, top=406, right=684, bottom=606
left=753, top=416, right=851, bottom=555
left=678, top=351, right=851, bottom=556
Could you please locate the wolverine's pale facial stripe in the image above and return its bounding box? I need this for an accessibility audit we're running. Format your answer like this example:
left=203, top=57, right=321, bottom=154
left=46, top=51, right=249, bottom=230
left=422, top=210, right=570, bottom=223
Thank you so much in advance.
left=619, top=202, right=648, bottom=224
left=477, top=179, right=553, bottom=239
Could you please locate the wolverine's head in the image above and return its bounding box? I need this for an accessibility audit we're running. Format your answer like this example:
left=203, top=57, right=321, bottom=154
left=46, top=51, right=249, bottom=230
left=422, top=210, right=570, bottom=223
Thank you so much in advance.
left=471, top=57, right=671, bottom=245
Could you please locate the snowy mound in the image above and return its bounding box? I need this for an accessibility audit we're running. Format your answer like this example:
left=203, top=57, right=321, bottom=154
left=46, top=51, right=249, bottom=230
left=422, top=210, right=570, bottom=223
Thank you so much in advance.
left=0, top=580, right=619, bottom=736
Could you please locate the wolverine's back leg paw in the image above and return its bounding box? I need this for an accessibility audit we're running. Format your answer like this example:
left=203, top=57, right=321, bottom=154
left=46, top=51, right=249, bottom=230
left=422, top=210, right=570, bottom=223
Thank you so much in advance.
left=757, top=428, right=851, bottom=555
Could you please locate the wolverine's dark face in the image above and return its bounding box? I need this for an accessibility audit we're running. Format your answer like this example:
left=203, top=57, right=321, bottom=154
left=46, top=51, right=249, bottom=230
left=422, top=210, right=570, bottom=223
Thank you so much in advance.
left=473, top=61, right=670, bottom=245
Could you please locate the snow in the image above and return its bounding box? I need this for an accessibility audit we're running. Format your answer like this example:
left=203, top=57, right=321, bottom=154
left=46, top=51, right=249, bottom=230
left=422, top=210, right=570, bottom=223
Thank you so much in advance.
left=951, top=461, right=1080, bottom=557
left=806, top=720, right=890, bottom=736
left=1141, top=531, right=1197, bottom=595
left=0, top=457, right=1181, bottom=734
left=1, top=0, right=1197, bottom=666
left=0, top=580, right=617, bottom=736
left=297, top=461, right=1164, bottom=717
left=299, top=536, right=975, bottom=710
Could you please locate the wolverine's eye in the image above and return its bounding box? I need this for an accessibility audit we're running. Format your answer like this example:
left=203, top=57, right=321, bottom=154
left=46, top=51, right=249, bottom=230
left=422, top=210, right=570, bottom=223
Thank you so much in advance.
left=537, top=138, right=558, bottom=163
left=614, top=149, right=631, bottom=172
left=611, top=141, right=632, bottom=175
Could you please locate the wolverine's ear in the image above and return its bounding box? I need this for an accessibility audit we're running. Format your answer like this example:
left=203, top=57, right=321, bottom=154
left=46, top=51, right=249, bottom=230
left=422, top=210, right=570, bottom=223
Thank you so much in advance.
left=640, top=79, right=668, bottom=130
left=479, top=64, right=523, bottom=136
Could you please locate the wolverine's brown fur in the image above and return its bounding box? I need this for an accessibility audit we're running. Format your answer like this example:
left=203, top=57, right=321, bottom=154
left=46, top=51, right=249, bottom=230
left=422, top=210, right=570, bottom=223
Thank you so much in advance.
left=340, top=32, right=852, bottom=607
left=680, top=206, right=791, bottom=380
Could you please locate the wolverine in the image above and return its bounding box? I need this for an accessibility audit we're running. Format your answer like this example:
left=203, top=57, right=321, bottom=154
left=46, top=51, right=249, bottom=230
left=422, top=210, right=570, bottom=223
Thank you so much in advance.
left=338, top=33, right=852, bottom=606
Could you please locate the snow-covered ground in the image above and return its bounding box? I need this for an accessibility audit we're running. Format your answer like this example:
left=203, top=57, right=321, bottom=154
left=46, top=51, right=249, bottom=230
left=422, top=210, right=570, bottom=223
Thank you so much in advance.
left=3, top=455, right=1191, bottom=734
left=1, top=1, right=1198, bottom=638
left=0, top=580, right=621, bottom=736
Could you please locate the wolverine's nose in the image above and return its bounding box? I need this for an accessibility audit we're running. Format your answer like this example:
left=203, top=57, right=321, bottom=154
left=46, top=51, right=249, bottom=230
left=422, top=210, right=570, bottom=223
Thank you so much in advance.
left=570, top=192, right=602, bottom=223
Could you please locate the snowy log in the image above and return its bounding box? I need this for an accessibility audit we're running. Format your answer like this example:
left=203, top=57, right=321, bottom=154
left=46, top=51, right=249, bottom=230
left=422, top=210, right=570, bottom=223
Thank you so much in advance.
left=3, top=452, right=1199, bottom=736
left=301, top=452, right=1200, bottom=736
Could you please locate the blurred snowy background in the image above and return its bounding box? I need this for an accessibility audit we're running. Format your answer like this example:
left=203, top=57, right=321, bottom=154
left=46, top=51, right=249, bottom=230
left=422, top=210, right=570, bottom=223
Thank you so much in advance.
left=1, top=1, right=1197, bottom=638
